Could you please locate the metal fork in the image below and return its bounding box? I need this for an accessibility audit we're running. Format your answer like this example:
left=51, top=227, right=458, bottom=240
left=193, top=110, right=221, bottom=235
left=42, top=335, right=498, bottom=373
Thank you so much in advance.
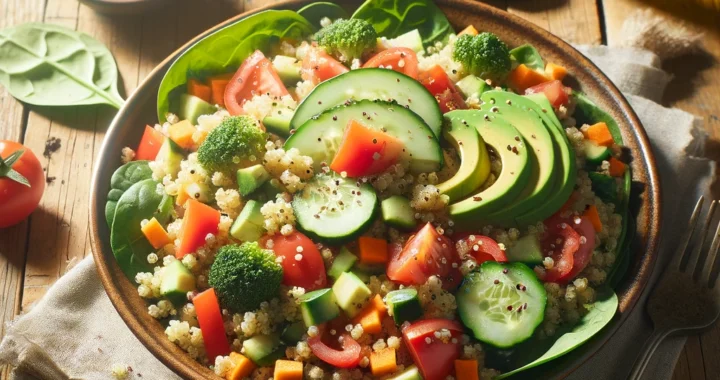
left=629, top=196, right=720, bottom=379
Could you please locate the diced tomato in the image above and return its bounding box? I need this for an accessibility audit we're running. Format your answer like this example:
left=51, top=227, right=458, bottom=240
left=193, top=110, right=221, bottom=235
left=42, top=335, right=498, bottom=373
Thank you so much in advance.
left=419, top=65, right=467, bottom=113
left=363, top=47, right=419, bottom=79
left=302, top=47, right=349, bottom=84
left=308, top=332, right=362, bottom=368
left=563, top=216, right=596, bottom=280
left=135, top=125, right=164, bottom=161
left=260, top=231, right=327, bottom=291
left=387, top=223, right=462, bottom=290
left=224, top=50, right=289, bottom=115
left=176, top=199, right=220, bottom=258
left=525, top=80, right=570, bottom=109
left=402, top=319, right=463, bottom=380
left=330, top=120, right=404, bottom=177
left=193, top=288, right=231, bottom=361
left=540, top=215, right=581, bottom=282
left=454, top=234, right=508, bottom=264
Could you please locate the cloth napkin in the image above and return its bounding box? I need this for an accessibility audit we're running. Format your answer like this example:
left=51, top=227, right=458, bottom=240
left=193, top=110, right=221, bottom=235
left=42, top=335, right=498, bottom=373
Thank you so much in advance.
left=0, top=46, right=714, bottom=380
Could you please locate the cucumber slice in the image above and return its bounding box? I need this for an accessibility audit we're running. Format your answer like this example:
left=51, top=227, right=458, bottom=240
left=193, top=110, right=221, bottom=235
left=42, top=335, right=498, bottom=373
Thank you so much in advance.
left=457, top=262, right=547, bottom=348
left=160, top=260, right=195, bottom=304
left=328, top=247, right=358, bottom=280
left=242, top=334, right=285, bottom=366
left=299, top=288, right=340, bottom=327
left=381, top=195, right=417, bottom=230
left=505, top=234, right=543, bottom=264
left=380, top=29, right=424, bottom=53
left=386, top=288, right=423, bottom=324
left=584, top=140, right=611, bottom=165
left=588, top=172, right=618, bottom=203
left=281, top=321, right=306, bottom=345
left=285, top=100, right=442, bottom=174
left=290, top=68, right=443, bottom=138
left=332, top=272, right=372, bottom=317
left=389, top=365, right=423, bottom=380
left=292, top=174, right=378, bottom=244
left=229, top=200, right=265, bottom=242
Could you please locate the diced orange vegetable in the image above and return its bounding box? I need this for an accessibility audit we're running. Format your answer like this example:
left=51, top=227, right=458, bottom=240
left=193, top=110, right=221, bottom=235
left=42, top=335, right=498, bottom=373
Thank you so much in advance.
left=544, top=62, right=568, bottom=81
left=458, top=25, right=478, bottom=36
left=609, top=157, right=626, bottom=177
left=225, top=352, right=255, bottom=380
left=508, top=63, right=551, bottom=93
left=176, top=185, right=190, bottom=207
left=135, top=125, right=165, bottom=161
left=368, top=294, right=387, bottom=315
left=193, top=288, right=231, bottom=360
left=187, top=78, right=211, bottom=103
left=455, top=359, right=479, bottom=380
left=209, top=73, right=233, bottom=107
left=274, top=360, right=303, bottom=380
left=176, top=199, right=221, bottom=258
left=168, top=119, right=197, bottom=150
left=583, top=205, right=603, bottom=233
left=370, top=348, right=397, bottom=376
left=584, top=122, right=614, bottom=147
left=141, top=217, right=171, bottom=249
left=352, top=294, right=387, bottom=334
left=358, top=236, right=389, bottom=264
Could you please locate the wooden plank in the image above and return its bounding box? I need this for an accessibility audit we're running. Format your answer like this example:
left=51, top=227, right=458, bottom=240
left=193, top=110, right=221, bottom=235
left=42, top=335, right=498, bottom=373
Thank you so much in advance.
left=671, top=345, right=692, bottom=380
left=685, top=336, right=707, bottom=380
left=508, top=0, right=601, bottom=45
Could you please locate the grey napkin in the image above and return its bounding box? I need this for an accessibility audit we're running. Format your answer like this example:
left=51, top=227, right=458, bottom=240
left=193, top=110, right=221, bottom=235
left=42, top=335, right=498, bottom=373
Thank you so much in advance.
left=0, top=46, right=713, bottom=380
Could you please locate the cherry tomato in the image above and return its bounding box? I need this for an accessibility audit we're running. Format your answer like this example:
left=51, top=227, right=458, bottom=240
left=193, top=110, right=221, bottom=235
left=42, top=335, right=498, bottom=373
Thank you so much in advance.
left=363, top=47, right=420, bottom=79
left=387, top=223, right=462, bottom=290
left=135, top=125, right=164, bottom=161
left=330, top=120, right=405, bottom=177
left=402, top=319, right=463, bottom=380
left=540, top=215, right=581, bottom=282
left=261, top=231, right=327, bottom=291
left=525, top=80, right=570, bottom=109
left=193, top=288, right=231, bottom=361
left=224, top=50, right=289, bottom=115
left=176, top=199, right=220, bottom=258
left=454, top=233, right=508, bottom=264
left=418, top=65, right=467, bottom=113
left=302, top=47, right=349, bottom=84
left=308, top=332, right=362, bottom=368
left=563, top=215, right=596, bottom=280
left=0, top=141, right=45, bottom=228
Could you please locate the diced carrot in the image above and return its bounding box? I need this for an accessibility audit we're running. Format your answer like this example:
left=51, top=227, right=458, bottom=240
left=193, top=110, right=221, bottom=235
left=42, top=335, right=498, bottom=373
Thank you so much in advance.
left=177, top=199, right=221, bottom=258
left=274, top=360, right=303, bottom=380
left=609, top=157, right=626, bottom=177
left=455, top=359, right=479, bottom=380
left=168, top=119, right=197, bottom=150
left=209, top=73, right=233, bottom=107
left=352, top=295, right=388, bottom=334
left=584, top=122, right=614, bottom=147
left=370, top=348, right=397, bottom=376
left=225, top=352, right=255, bottom=380
left=583, top=205, right=603, bottom=233
left=358, top=236, right=389, bottom=264
left=544, top=62, right=568, bottom=81
left=141, top=217, right=172, bottom=249
left=458, top=25, right=478, bottom=36
left=508, top=63, right=551, bottom=93
left=187, top=78, right=211, bottom=103
left=176, top=185, right=190, bottom=207
left=368, top=294, right=387, bottom=315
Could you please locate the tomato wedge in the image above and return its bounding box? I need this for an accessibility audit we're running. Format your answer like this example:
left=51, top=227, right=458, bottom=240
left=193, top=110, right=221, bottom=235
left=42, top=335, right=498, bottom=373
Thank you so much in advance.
left=454, top=234, right=508, bottom=264
left=525, top=80, right=570, bottom=109
left=224, top=50, right=289, bottom=115
left=402, top=319, right=463, bottom=380
left=363, top=47, right=419, bottom=79
left=540, top=215, right=581, bottom=282
left=261, top=231, right=327, bottom=291
left=193, top=288, right=231, bottom=361
left=563, top=216, right=596, bottom=280
left=308, top=332, right=362, bottom=368
left=135, top=125, right=164, bottom=161
left=176, top=199, right=220, bottom=258
left=330, top=120, right=404, bottom=177
left=387, top=223, right=462, bottom=290
left=302, top=47, right=349, bottom=84
left=419, top=65, right=467, bottom=113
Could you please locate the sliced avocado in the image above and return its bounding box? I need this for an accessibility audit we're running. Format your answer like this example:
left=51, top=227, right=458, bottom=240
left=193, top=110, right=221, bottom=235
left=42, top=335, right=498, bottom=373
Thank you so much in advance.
left=506, top=234, right=544, bottom=264
left=229, top=200, right=265, bottom=242
left=381, top=29, right=424, bottom=53
left=381, top=195, right=417, bottom=230
left=389, top=365, right=423, bottom=380
left=437, top=119, right=490, bottom=202
left=160, top=260, right=196, bottom=304
left=155, top=137, right=184, bottom=179
left=262, top=109, right=293, bottom=137
left=456, top=75, right=490, bottom=99
left=237, top=165, right=271, bottom=197
left=272, top=55, right=302, bottom=87
left=178, top=93, right=216, bottom=125
left=331, top=272, right=372, bottom=317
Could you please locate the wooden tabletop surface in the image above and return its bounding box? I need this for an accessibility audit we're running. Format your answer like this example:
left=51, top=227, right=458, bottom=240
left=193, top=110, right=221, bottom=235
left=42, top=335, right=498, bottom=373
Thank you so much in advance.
left=1, top=0, right=718, bottom=379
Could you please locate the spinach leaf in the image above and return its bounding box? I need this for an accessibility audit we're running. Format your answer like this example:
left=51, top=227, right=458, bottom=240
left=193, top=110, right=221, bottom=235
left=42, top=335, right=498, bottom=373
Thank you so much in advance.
left=105, top=160, right=153, bottom=227
left=0, top=23, right=124, bottom=109
left=110, top=179, right=172, bottom=279
left=510, top=44, right=545, bottom=71
left=351, top=0, right=453, bottom=47
left=157, top=10, right=313, bottom=122
left=298, top=2, right=349, bottom=30
left=609, top=213, right=635, bottom=288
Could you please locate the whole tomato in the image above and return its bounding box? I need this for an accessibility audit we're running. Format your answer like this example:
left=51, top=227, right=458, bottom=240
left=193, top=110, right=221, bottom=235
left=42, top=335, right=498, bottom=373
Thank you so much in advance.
left=0, top=141, right=45, bottom=228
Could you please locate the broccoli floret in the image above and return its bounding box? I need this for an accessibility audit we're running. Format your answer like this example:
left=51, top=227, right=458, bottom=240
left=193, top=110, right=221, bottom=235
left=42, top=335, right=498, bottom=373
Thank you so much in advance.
left=314, top=19, right=378, bottom=63
left=452, top=33, right=512, bottom=82
left=197, top=115, right=266, bottom=173
left=208, top=242, right=283, bottom=313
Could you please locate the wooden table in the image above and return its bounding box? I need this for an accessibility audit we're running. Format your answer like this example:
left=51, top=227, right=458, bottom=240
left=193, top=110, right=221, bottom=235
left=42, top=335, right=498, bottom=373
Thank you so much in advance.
left=1, top=0, right=718, bottom=379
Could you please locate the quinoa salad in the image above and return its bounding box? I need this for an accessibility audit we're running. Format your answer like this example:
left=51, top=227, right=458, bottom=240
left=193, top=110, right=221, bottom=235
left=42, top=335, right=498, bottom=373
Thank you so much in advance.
left=105, top=1, right=632, bottom=379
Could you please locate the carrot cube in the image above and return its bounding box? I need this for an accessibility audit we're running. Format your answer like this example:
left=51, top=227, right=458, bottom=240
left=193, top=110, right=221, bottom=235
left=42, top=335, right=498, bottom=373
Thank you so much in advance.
left=608, top=157, right=626, bottom=177
left=141, top=217, right=172, bottom=249
left=274, top=360, right=303, bottom=380
left=544, top=62, right=568, bottom=81
left=455, top=359, right=479, bottom=380
left=168, top=119, right=197, bottom=150
left=358, top=236, right=389, bottom=264
left=584, top=122, right=614, bottom=147
left=225, top=352, right=255, bottom=380
left=584, top=205, right=603, bottom=233
left=370, top=348, right=397, bottom=376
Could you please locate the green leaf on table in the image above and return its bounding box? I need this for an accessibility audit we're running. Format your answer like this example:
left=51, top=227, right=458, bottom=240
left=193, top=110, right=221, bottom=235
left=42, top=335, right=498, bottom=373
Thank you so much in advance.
left=510, top=44, right=545, bottom=71
left=157, top=10, right=314, bottom=122
left=0, top=23, right=124, bottom=109
left=298, top=2, right=350, bottom=30
left=105, top=160, right=153, bottom=227
left=351, top=0, right=454, bottom=47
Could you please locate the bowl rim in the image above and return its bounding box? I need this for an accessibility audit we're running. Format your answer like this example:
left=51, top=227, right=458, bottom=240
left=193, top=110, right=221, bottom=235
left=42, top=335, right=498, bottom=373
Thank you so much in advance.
left=89, top=0, right=662, bottom=378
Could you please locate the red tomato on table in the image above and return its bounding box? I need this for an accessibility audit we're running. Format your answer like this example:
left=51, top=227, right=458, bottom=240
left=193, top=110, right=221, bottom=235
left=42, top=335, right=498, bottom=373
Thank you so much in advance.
left=176, top=199, right=220, bottom=258
left=525, top=80, right=570, bottom=108
left=135, top=125, right=164, bottom=161
left=193, top=288, right=231, bottom=361
left=302, top=47, right=349, bottom=84
left=363, top=47, right=420, bottom=79
left=454, top=233, right=508, bottom=264
left=330, top=120, right=404, bottom=177
left=402, top=319, right=464, bottom=380
left=419, top=65, right=467, bottom=113
left=261, top=231, right=327, bottom=291
left=224, top=50, right=289, bottom=115
left=0, top=141, right=45, bottom=228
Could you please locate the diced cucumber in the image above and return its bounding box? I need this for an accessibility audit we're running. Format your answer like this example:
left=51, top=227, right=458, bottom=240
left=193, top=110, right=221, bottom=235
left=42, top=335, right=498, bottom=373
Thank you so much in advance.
left=456, top=75, right=489, bottom=99
left=242, top=334, right=285, bottom=366
left=237, top=165, right=270, bottom=197
left=381, top=195, right=417, bottom=230
left=332, top=272, right=372, bottom=317
left=178, top=93, right=216, bottom=125
left=299, top=288, right=340, bottom=327
left=160, top=260, right=195, bottom=304
left=272, top=55, right=302, bottom=87
left=584, top=140, right=611, bottom=165
left=229, top=200, right=265, bottom=242
left=328, top=247, right=358, bottom=280
left=588, top=172, right=618, bottom=202
left=263, top=110, right=293, bottom=137
left=292, top=174, right=378, bottom=244
left=505, top=234, right=543, bottom=264
left=380, top=29, right=424, bottom=53
left=389, top=365, right=423, bottom=380
left=385, top=288, right=423, bottom=324
left=456, top=262, right=547, bottom=348
left=155, top=137, right=184, bottom=179
left=281, top=321, right=306, bottom=345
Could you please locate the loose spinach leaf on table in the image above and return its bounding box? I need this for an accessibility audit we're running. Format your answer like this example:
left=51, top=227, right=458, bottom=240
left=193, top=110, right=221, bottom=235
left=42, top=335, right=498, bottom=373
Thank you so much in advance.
left=351, top=0, right=454, bottom=47
left=157, top=10, right=314, bottom=122
left=510, top=44, right=545, bottom=71
left=0, top=23, right=124, bottom=109
left=298, top=2, right=350, bottom=30
left=105, top=160, right=153, bottom=227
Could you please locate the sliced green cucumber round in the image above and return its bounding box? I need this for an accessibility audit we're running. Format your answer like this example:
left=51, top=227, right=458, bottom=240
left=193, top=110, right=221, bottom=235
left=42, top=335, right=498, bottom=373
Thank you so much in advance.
left=285, top=100, right=443, bottom=173
left=457, top=262, right=547, bottom=348
left=292, top=174, right=378, bottom=244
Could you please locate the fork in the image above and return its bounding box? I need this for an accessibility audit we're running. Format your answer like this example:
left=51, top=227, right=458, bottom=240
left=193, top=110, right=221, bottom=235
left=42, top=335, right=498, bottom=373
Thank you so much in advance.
left=628, top=196, right=720, bottom=380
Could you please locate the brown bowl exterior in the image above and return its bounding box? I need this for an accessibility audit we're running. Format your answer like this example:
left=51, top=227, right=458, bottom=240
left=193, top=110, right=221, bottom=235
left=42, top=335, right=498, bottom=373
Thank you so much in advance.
left=89, top=1, right=662, bottom=378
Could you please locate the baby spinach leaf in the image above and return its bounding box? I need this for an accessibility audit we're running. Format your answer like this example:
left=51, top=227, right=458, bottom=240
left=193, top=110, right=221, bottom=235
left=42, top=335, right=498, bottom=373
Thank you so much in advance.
left=351, top=0, right=453, bottom=47
left=0, top=23, right=124, bottom=109
left=105, top=160, right=153, bottom=227
left=510, top=44, right=545, bottom=71
left=608, top=214, right=636, bottom=288
left=157, top=10, right=313, bottom=122
left=298, top=2, right=349, bottom=30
